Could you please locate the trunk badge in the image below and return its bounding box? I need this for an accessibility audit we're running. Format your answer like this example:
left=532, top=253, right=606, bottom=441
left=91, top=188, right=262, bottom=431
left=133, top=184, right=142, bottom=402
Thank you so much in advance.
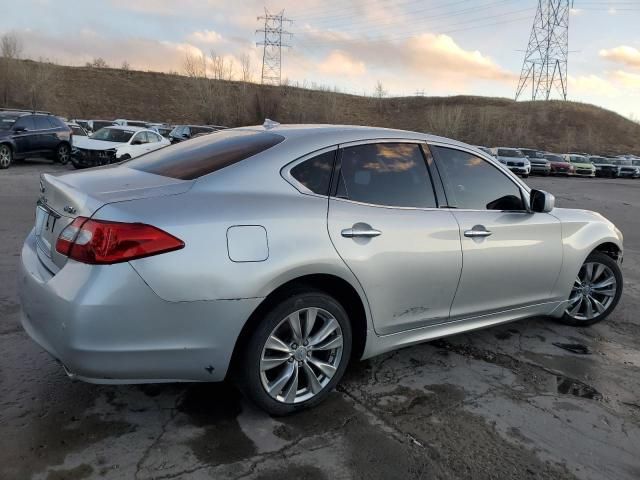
left=64, top=206, right=77, bottom=214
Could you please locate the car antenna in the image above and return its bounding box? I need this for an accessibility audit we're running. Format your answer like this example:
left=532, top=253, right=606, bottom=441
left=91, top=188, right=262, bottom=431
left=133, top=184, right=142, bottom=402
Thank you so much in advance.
left=263, top=119, right=280, bottom=129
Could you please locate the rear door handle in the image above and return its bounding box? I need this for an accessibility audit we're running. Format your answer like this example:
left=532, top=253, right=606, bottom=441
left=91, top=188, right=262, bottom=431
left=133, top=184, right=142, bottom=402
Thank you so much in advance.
left=464, top=226, right=492, bottom=238
left=341, top=226, right=382, bottom=238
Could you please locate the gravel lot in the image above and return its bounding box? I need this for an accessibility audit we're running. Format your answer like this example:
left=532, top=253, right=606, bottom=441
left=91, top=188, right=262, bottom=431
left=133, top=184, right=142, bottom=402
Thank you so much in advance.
left=1, top=161, right=639, bottom=480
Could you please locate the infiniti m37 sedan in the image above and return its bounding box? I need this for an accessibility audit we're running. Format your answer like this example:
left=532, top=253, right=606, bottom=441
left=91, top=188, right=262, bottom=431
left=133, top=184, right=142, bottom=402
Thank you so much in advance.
left=19, top=125, right=624, bottom=414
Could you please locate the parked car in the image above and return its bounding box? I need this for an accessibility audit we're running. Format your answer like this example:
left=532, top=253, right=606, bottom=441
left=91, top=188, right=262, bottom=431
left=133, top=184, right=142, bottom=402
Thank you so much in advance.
left=146, top=123, right=173, bottom=137
left=543, top=153, right=573, bottom=176
left=67, top=122, right=88, bottom=138
left=86, top=120, right=116, bottom=133
left=518, top=149, right=549, bottom=176
left=563, top=154, right=596, bottom=177
left=169, top=125, right=215, bottom=143
left=70, top=119, right=90, bottom=132
left=492, top=147, right=531, bottom=177
left=71, top=126, right=170, bottom=168
left=617, top=164, right=640, bottom=178
left=114, top=119, right=152, bottom=128
left=19, top=125, right=624, bottom=414
left=474, top=146, right=495, bottom=157
left=0, top=110, right=72, bottom=169
left=589, top=156, right=619, bottom=178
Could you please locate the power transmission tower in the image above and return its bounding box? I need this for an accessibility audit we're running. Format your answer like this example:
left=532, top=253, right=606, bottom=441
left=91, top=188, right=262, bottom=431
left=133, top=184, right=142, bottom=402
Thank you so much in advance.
left=256, top=9, right=292, bottom=85
left=515, top=0, right=572, bottom=101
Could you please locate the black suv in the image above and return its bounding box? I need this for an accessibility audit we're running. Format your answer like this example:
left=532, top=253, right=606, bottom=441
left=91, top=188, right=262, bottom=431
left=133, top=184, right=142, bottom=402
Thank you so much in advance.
left=0, top=110, right=72, bottom=169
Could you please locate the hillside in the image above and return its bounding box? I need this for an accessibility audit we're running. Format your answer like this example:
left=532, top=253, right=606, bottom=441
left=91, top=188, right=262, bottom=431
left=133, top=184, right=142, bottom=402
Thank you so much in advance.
left=4, top=59, right=640, bottom=155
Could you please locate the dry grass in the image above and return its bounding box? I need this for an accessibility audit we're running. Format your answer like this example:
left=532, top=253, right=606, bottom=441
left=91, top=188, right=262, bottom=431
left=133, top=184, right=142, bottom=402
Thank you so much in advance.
left=4, top=60, right=639, bottom=155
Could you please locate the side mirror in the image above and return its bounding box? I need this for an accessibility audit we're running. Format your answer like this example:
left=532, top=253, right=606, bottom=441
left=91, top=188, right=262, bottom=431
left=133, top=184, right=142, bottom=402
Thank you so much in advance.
left=530, top=189, right=555, bottom=213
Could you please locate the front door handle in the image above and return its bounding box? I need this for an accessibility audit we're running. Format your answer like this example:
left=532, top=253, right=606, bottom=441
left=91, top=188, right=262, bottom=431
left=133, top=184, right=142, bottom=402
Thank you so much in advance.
left=341, top=224, right=382, bottom=238
left=464, top=226, right=492, bottom=238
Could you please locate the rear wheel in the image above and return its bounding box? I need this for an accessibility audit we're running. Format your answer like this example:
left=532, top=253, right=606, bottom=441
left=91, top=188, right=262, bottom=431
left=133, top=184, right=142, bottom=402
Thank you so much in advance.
left=238, top=290, right=352, bottom=415
left=561, top=252, right=622, bottom=326
left=56, top=143, right=70, bottom=164
left=0, top=144, right=12, bottom=169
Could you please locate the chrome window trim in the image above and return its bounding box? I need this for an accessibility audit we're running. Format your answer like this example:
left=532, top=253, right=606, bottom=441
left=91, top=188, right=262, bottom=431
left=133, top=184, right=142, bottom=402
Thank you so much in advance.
left=280, top=145, right=339, bottom=198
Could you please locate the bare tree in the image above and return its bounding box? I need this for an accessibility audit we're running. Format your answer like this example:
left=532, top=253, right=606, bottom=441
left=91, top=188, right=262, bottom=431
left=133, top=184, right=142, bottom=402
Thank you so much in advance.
left=373, top=80, right=387, bottom=113
left=240, top=53, right=253, bottom=83
left=121, top=60, right=130, bottom=71
left=1, top=32, right=23, bottom=107
left=86, top=57, right=109, bottom=68
left=22, top=58, right=57, bottom=111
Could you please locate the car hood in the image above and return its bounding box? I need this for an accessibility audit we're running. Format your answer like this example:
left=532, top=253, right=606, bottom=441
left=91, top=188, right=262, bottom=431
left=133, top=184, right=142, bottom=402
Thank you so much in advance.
left=548, top=160, right=571, bottom=167
left=73, top=137, right=127, bottom=150
left=571, top=162, right=594, bottom=169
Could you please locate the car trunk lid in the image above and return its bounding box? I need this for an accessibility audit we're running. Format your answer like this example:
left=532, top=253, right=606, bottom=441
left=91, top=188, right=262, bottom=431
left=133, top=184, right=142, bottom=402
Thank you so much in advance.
left=35, top=166, right=194, bottom=272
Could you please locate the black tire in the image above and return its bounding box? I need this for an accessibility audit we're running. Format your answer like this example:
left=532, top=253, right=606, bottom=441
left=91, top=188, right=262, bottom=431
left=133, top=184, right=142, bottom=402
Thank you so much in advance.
left=560, top=251, right=623, bottom=326
left=237, top=290, right=352, bottom=415
left=522, top=174, right=529, bottom=178
left=0, top=144, right=12, bottom=169
left=56, top=143, right=71, bottom=164
left=119, top=154, right=131, bottom=161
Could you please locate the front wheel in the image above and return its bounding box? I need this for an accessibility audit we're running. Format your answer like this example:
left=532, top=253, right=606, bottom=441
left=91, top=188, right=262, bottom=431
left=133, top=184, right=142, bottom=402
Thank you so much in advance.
left=561, top=252, right=623, bottom=326
left=56, top=143, right=71, bottom=164
left=237, top=290, right=352, bottom=415
left=521, top=173, right=529, bottom=178
left=0, top=144, right=12, bottom=169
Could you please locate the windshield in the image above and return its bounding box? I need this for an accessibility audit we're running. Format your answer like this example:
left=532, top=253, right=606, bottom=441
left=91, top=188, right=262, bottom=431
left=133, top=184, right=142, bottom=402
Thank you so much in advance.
left=90, top=128, right=134, bottom=143
left=570, top=156, right=588, bottom=163
left=589, top=157, right=607, bottom=164
left=632, top=160, right=640, bottom=166
left=497, top=149, right=524, bottom=158
left=544, top=154, right=563, bottom=162
left=0, top=116, right=18, bottom=130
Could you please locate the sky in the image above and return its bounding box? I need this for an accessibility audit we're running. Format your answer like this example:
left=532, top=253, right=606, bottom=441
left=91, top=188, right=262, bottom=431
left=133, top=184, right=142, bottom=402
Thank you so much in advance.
left=1, top=0, right=639, bottom=119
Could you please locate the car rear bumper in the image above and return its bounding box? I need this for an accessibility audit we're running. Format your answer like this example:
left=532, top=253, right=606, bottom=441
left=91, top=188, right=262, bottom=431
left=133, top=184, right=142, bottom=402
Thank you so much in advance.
left=19, top=230, right=261, bottom=383
left=571, top=170, right=596, bottom=177
left=507, top=166, right=530, bottom=175
left=530, top=164, right=550, bottom=174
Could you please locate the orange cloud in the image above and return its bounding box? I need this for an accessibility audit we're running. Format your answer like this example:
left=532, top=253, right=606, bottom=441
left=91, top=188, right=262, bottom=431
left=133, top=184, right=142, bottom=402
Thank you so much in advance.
left=318, top=50, right=366, bottom=77
left=600, top=46, right=640, bottom=69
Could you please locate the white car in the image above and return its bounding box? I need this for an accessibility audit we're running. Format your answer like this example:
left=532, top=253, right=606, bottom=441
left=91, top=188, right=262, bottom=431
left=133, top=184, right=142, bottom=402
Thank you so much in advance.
left=491, top=147, right=531, bottom=178
left=70, top=126, right=170, bottom=168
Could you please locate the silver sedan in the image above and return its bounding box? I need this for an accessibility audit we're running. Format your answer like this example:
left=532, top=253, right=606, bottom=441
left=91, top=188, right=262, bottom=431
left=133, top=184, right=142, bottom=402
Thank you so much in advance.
left=19, top=124, right=624, bottom=414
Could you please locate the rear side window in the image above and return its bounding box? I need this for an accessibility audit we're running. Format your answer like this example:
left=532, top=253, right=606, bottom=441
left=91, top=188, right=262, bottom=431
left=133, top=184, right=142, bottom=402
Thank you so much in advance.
left=127, top=130, right=284, bottom=180
left=290, top=150, right=335, bottom=195
left=336, top=143, right=436, bottom=208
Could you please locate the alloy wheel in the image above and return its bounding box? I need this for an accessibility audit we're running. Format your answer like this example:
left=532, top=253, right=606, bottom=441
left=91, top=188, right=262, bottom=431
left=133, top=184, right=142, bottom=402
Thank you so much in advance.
left=565, top=261, right=617, bottom=321
left=260, top=307, right=343, bottom=404
left=58, top=145, right=70, bottom=164
left=0, top=145, right=11, bottom=168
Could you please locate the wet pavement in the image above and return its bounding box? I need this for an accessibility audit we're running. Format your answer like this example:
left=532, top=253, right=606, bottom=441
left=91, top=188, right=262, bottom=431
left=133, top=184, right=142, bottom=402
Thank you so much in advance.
left=1, top=162, right=639, bottom=479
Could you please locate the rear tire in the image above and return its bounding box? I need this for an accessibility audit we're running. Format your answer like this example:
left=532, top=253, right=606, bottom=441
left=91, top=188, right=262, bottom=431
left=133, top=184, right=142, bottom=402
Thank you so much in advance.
left=560, top=251, right=622, bottom=326
left=56, top=143, right=71, bottom=164
left=237, top=290, right=352, bottom=415
left=0, top=144, right=12, bottom=169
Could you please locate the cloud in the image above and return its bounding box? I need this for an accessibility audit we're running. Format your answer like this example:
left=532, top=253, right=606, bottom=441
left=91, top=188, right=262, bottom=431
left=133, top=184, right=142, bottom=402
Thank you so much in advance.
left=318, top=50, right=366, bottom=76
left=187, top=30, right=224, bottom=46
left=611, top=70, right=640, bottom=88
left=568, top=74, right=618, bottom=97
left=600, top=45, right=640, bottom=69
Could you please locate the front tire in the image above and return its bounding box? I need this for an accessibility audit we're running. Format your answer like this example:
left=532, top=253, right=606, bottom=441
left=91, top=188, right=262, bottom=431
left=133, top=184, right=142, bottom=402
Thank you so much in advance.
left=561, top=251, right=623, bottom=326
left=238, top=290, right=352, bottom=415
left=0, top=144, right=12, bottom=169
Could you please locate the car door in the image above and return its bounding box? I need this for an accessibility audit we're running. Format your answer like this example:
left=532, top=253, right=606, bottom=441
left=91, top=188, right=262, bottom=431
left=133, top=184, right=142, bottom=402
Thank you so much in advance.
left=12, top=116, right=36, bottom=156
left=145, top=132, right=164, bottom=152
left=327, top=141, right=463, bottom=335
left=129, top=131, right=149, bottom=157
left=33, top=116, right=58, bottom=152
left=430, top=144, right=562, bottom=320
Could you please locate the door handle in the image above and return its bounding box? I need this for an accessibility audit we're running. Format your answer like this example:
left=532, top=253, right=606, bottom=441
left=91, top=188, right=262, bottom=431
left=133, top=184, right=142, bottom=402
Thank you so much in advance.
left=464, top=226, right=492, bottom=238
left=341, top=226, right=382, bottom=238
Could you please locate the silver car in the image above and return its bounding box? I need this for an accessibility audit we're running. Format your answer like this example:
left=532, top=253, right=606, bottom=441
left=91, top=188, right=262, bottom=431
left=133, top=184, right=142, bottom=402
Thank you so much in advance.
left=19, top=125, right=624, bottom=414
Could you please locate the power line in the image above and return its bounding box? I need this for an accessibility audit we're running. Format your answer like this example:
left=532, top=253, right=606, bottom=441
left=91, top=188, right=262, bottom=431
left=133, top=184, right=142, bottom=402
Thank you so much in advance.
left=515, top=0, right=571, bottom=101
left=256, top=9, right=293, bottom=86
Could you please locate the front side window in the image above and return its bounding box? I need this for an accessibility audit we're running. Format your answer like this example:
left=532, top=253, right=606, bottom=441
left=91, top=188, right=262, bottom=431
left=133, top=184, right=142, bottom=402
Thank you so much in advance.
left=14, top=116, right=35, bottom=131
left=432, top=146, right=525, bottom=211
left=91, top=128, right=134, bottom=143
left=131, top=132, right=148, bottom=144
left=290, top=150, right=335, bottom=195
left=336, top=143, right=436, bottom=208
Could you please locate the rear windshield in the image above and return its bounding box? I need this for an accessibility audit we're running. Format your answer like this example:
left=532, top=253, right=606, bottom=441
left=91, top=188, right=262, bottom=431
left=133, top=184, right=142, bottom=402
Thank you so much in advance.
left=126, top=130, right=284, bottom=180
left=0, top=115, right=18, bottom=130
left=497, top=149, right=524, bottom=158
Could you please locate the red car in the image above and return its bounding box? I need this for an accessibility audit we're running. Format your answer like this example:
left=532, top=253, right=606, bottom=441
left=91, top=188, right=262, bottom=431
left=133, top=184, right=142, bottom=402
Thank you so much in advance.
left=543, top=153, right=574, bottom=176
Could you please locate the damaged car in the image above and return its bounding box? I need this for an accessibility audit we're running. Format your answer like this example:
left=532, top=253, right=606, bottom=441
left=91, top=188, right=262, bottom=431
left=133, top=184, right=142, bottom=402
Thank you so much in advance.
left=71, top=126, right=170, bottom=168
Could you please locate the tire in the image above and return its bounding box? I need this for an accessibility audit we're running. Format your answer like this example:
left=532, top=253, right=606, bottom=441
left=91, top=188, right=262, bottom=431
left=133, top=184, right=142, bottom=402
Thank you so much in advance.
left=0, top=144, right=12, bottom=169
left=119, top=154, right=131, bottom=161
left=560, top=251, right=623, bottom=326
left=56, top=143, right=71, bottom=164
left=522, top=174, right=529, bottom=178
left=237, top=290, right=352, bottom=415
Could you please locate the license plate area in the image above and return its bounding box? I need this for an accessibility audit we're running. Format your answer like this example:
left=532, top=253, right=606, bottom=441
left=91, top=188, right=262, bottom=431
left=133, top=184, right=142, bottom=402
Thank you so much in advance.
left=35, top=204, right=60, bottom=257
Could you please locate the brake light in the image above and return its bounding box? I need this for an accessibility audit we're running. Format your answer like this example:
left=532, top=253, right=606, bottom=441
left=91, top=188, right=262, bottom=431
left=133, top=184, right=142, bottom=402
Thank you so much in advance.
left=55, top=217, right=184, bottom=264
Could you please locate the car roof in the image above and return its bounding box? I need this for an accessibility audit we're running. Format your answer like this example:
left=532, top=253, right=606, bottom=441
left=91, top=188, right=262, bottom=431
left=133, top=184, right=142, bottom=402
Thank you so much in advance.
left=102, top=125, right=148, bottom=132
left=236, top=124, right=472, bottom=150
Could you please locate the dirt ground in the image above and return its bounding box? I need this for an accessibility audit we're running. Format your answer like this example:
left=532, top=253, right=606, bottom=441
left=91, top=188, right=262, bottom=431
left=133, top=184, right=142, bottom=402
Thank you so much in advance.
left=1, top=161, right=639, bottom=480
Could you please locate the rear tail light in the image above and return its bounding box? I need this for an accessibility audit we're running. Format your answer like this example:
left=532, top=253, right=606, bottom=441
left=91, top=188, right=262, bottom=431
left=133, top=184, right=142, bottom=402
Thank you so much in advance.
left=55, top=217, right=184, bottom=264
